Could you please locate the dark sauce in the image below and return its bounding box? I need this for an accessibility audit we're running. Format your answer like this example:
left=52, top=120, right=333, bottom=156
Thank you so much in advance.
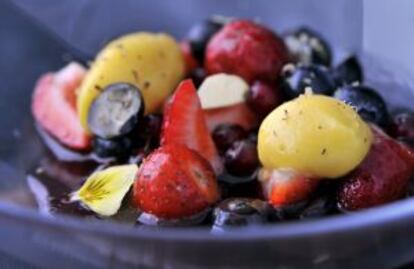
left=26, top=126, right=139, bottom=224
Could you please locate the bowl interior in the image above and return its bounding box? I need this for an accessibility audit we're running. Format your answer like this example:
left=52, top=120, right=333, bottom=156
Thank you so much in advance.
left=0, top=0, right=413, bottom=240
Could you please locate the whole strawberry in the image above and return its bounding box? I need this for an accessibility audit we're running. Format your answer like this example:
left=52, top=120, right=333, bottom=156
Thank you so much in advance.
left=133, top=144, right=220, bottom=219
left=205, top=20, right=289, bottom=83
left=338, top=127, right=414, bottom=211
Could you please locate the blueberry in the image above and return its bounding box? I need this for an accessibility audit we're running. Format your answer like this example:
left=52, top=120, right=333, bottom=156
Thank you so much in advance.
left=187, top=19, right=224, bottom=64
left=272, top=201, right=308, bottom=221
left=283, top=27, right=332, bottom=66
left=332, top=56, right=363, bottom=86
left=88, top=83, right=145, bottom=139
left=189, top=68, right=207, bottom=88
left=334, top=85, right=389, bottom=127
left=92, top=136, right=134, bottom=159
left=281, top=64, right=336, bottom=99
left=212, top=124, right=247, bottom=153
left=137, top=209, right=211, bottom=227
left=299, top=196, right=337, bottom=219
left=212, top=198, right=271, bottom=228
left=224, top=139, right=259, bottom=176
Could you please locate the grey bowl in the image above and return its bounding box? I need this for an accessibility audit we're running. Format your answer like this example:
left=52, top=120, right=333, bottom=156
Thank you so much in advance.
left=1, top=1, right=414, bottom=268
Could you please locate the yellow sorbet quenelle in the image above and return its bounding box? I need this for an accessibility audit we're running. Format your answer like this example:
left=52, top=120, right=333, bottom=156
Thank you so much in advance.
left=258, top=94, right=373, bottom=178
left=77, top=32, right=185, bottom=132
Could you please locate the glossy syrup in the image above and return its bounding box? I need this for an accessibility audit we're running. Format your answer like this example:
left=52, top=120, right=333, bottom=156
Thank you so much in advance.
left=26, top=126, right=139, bottom=224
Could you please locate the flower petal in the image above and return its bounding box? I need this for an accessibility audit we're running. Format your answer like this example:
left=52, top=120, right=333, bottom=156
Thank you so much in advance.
left=71, top=164, right=138, bottom=216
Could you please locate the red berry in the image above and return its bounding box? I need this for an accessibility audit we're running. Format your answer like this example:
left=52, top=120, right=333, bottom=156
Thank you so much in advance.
left=212, top=124, right=247, bottom=153
left=133, top=144, right=220, bottom=219
left=338, top=126, right=414, bottom=211
left=161, top=79, right=223, bottom=174
left=389, top=112, right=414, bottom=139
left=247, top=81, right=283, bottom=117
left=259, top=169, right=319, bottom=207
left=180, top=41, right=199, bottom=75
left=224, top=139, right=259, bottom=176
left=205, top=20, right=289, bottom=83
left=31, top=63, right=91, bottom=150
left=204, top=102, right=259, bottom=132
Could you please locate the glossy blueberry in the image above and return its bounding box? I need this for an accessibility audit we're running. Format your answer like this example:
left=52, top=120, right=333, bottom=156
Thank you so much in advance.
left=299, top=196, right=337, bottom=219
left=212, top=198, right=271, bottom=228
left=281, top=64, right=336, bottom=99
left=332, top=56, right=363, bottom=86
left=213, top=124, right=247, bottom=153
left=283, top=27, right=332, bottom=66
left=187, top=18, right=224, bottom=64
left=92, top=136, right=134, bottom=159
left=272, top=202, right=308, bottom=221
left=137, top=209, right=211, bottom=227
left=224, top=139, right=259, bottom=177
left=334, top=85, right=389, bottom=127
left=88, top=83, right=145, bottom=139
left=189, top=67, right=207, bottom=88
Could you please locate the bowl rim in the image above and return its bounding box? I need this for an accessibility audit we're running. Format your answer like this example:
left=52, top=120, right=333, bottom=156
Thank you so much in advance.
left=1, top=196, right=414, bottom=242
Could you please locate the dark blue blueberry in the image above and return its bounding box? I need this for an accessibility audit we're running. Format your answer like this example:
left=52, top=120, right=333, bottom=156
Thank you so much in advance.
left=283, top=27, right=332, bottom=66
left=332, top=56, right=363, bottom=86
left=187, top=18, right=224, bottom=64
left=88, top=83, right=145, bottom=139
left=334, top=85, right=389, bottom=127
left=212, top=198, right=271, bottom=228
left=281, top=64, right=336, bottom=99
left=92, top=136, right=134, bottom=159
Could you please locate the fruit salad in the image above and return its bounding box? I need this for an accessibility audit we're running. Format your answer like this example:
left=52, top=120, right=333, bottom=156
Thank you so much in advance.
left=28, top=18, right=414, bottom=230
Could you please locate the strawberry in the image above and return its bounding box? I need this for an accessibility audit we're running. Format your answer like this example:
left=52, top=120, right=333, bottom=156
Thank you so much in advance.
left=259, top=168, right=319, bottom=207
left=180, top=41, right=199, bottom=75
left=338, top=126, right=414, bottom=211
left=32, top=62, right=90, bottom=150
left=205, top=20, right=289, bottom=83
left=161, top=79, right=223, bottom=174
left=133, top=144, right=220, bottom=219
left=204, top=102, right=259, bottom=132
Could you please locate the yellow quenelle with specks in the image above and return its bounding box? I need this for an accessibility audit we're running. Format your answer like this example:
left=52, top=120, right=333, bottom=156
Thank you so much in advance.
left=258, top=94, right=373, bottom=178
left=77, top=32, right=185, bottom=132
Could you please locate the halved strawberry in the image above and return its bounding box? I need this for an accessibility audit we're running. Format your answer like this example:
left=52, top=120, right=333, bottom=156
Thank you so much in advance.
left=133, top=144, right=219, bottom=219
left=204, top=102, right=259, bottom=132
left=161, top=79, right=223, bottom=174
left=259, top=168, right=319, bottom=207
left=32, top=62, right=91, bottom=150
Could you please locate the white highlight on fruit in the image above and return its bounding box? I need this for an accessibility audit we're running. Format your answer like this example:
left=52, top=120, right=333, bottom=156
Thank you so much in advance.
left=198, top=73, right=249, bottom=109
